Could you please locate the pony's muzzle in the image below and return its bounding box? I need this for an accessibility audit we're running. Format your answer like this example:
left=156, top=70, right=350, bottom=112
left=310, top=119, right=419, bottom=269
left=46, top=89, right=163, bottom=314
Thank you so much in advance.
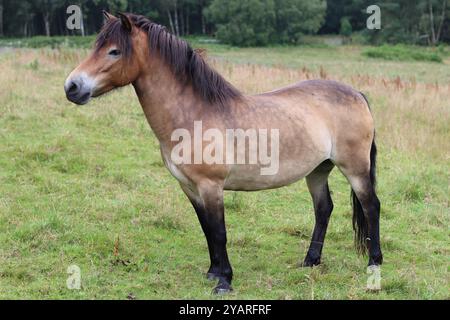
left=65, top=76, right=94, bottom=105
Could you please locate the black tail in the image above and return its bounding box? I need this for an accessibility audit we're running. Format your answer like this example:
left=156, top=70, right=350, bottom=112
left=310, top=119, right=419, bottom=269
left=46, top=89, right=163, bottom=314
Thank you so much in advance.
left=352, top=93, right=377, bottom=255
left=352, top=138, right=377, bottom=255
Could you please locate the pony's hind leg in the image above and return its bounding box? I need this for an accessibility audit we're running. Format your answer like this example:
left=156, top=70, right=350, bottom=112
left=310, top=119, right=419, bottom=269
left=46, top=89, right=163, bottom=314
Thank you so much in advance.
left=346, top=173, right=383, bottom=266
left=302, top=160, right=335, bottom=267
left=337, top=139, right=383, bottom=266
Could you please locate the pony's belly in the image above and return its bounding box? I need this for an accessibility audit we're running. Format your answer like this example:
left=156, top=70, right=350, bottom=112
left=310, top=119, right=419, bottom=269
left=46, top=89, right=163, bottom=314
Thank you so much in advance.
left=224, top=161, right=317, bottom=191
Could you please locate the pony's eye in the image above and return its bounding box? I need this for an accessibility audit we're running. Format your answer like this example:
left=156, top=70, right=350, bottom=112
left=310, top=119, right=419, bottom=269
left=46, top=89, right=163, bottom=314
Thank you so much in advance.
left=108, top=49, right=121, bottom=57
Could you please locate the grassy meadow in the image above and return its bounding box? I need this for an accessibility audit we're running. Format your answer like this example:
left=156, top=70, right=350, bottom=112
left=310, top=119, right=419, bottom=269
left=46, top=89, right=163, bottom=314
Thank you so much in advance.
left=0, top=39, right=449, bottom=299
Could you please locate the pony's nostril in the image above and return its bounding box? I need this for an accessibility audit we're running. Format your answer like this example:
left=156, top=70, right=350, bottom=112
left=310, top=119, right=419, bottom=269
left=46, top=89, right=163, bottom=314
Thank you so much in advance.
left=68, top=82, right=79, bottom=95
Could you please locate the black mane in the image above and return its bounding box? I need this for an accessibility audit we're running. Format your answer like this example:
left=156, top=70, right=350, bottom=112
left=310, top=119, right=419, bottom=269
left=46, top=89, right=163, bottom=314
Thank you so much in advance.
left=95, top=14, right=241, bottom=108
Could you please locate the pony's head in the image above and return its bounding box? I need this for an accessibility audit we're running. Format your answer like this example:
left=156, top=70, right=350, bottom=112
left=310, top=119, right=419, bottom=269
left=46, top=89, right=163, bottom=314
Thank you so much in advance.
left=65, top=12, right=241, bottom=107
left=65, top=12, right=142, bottom=105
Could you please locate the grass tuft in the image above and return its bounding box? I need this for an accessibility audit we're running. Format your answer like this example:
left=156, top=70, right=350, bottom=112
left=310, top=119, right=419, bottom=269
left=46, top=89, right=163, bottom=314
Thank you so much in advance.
left=363, top=45, right=443, bottom=63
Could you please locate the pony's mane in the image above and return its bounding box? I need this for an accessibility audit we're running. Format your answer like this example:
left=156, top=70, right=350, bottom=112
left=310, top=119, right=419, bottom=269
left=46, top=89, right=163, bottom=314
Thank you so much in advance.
left=95, top=14, right=241, bottom=108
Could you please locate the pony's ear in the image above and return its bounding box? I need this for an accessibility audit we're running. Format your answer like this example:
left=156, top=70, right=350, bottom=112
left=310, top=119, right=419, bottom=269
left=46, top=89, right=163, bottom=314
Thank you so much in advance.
left=117, top=12, right=132, bottom=33
left=102, top=11, right=115, bottom=22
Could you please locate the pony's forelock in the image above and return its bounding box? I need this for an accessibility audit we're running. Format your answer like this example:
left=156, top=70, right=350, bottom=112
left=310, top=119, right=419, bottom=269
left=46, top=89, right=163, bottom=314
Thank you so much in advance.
left=95, top=18, right=133, bottom=58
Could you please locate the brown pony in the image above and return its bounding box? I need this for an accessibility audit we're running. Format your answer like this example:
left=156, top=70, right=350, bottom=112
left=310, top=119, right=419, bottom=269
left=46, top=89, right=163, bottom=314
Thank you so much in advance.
left=65, top=12, right=382, bottom=294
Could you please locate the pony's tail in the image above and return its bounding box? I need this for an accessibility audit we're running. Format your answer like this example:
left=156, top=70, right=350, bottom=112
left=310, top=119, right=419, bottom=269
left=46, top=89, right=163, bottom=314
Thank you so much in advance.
left=352, top=93, right=377, bottom=255
left=352, top=139, right=377, bottom=255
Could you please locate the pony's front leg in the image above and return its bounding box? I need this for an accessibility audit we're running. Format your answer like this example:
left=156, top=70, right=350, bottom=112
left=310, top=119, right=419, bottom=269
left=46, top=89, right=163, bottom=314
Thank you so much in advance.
left=181, top=183, right=233, bottom=294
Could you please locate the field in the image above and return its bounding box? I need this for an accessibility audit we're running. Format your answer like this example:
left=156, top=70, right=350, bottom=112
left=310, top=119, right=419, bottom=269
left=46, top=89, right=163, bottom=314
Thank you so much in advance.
left=0, top=39, right=449, bottom=299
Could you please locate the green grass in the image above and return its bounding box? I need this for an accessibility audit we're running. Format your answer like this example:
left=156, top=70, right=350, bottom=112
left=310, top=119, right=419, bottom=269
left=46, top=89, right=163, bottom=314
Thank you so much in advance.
left=0, top=36, right=96, bottom=49
left=0, top=42, right=448, bottom=299
left=363, top=45, right=444, bottom=63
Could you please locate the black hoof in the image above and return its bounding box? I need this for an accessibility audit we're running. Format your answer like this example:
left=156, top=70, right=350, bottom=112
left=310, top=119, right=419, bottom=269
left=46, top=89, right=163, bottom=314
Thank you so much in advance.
left=301, top=256, right=321, bottom=267
left=213, top=283, right=233, bottom=295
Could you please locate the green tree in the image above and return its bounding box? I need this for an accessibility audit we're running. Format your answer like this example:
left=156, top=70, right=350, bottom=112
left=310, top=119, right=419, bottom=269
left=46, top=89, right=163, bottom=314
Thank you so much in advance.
left=0, top=0, right=3, bottom=36
left=423, top=0, right=448, bottom=45
left=3, top=0, right=33, bottom=36
left=320, top=0, right=366, bottom=34
left=275, top=0, right=327, bottom=43
left=205, top=0, right=276, bottom=46
left=92, top=0, right=128, bottom=12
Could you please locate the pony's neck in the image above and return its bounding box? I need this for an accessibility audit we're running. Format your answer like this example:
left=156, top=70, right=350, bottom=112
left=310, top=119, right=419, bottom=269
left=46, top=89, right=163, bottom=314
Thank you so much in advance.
left=132, top=56, right=205, bottom=143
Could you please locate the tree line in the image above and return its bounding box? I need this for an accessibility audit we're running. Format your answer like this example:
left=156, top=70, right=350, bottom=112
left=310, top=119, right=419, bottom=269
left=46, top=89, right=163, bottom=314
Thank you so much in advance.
left=0, top=0, right=448, bottom=46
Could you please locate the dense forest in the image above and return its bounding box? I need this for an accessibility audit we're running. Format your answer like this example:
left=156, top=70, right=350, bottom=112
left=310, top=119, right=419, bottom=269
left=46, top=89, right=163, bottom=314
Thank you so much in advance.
left=0, top=0, right=448, bottom=46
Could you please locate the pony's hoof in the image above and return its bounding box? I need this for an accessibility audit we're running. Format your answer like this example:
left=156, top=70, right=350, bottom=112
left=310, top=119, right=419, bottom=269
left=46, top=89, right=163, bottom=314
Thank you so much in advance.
left=301, top=257, right=321, bottom=267
left=213, top=283, right=233, bottom=295
left=368, top=253, right=383, bottom=266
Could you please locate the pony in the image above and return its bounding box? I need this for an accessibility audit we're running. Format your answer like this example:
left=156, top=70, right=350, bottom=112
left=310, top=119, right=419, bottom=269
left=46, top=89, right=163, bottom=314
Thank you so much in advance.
left=65, top=12, right=382, bottom=294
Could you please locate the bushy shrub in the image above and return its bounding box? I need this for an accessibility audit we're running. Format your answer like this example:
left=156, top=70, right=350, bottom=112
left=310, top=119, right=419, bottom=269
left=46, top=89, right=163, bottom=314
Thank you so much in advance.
left=339, top=17, right=352, bottom=37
